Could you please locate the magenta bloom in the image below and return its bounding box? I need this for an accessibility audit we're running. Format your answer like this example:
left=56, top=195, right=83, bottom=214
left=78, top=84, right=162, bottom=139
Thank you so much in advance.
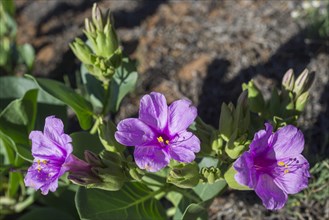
left=24, top=116, right=89, bottom=195
left=234, top=123, right=310, bottom=210
left=115, top=92, right=200, bottom=172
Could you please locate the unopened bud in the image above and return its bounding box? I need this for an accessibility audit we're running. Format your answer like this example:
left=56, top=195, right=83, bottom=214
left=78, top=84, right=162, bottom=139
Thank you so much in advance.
left=293, top=69, right=315, bottom=97
left=92, top=3, right=104, bottom=30
left=295, top=91, right=309, bottom=112
left=99, top=151, right=122, bottom=168
left=68, top=171, right=102, bottom=187
left=167, top=162, right=199, bottom=188
left=242, top=81, right=265, bottom=113
left=282, top=69, right=295, bottom=91
left=200, top=166, right=221, bottom=184
left=70, top=38, right=93, bottom=65
left=84, top=150, right=103, bottom=167
left=92, top=167, right=125, bottom=191
left=219, top=103, right=234, bottom=142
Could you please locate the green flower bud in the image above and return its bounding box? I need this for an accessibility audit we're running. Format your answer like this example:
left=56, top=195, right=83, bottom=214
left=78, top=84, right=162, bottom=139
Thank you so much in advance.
left=70, top=38, right=93, bottom=64
left=219, top=102, right=234, bottom=142
left=99, top=150, right=122, bottom=168
left=167, top=162, right=199, bottom=189
left=295, top=91, right=309, bottom=112
left=84, top=3, right=119, bottom=59
left=200, top=166, right=221, bottom=184
left=234, top=90, right=250, bottom=135
left=242, top=80, right=265, bottom=113
left=84, top=150, right=103, bottom=167
left=92, top=167, right=125, bottom=191
left=68, top=171, right=102, bottom=188
left=293, top=69, right=315, bottom=97
left=282, top=69, right=295, bottom=91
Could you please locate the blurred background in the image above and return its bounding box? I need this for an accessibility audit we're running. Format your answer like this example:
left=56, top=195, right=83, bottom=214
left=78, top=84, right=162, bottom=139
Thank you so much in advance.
left=1, top=0, right=328, bottom=219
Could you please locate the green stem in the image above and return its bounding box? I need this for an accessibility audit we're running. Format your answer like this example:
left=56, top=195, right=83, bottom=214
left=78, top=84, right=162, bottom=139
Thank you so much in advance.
left=102, top=80, right=111, bottom=115
left=90, top=117, right=101, bottom=134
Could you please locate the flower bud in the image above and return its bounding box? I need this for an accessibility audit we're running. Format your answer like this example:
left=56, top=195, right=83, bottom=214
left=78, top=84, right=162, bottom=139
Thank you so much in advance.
left=91, top=167, right=125, bottom=191
left=242, top=81, right=265, bottom=113
left=200, top=166, right=221, bottom=184
left=68, top=171, right=102, bottom=187
left=69, top=38, right=93, bottom=65
left=99, top=150, right=122, bottom=168
left=293, top=69, right=315, bottom=97
left=128, top=167, right=145, bottom=181
left=167, top=162, right=199, bottom=188
left=84, top=150, right=103, bottom=167
left=282, top=69, right=295, bottom=91
left=219, top=103, right=234, bottom=142
left=85, top=3, right=119, bottom=59
left=295, top=91, right=309, bottom=112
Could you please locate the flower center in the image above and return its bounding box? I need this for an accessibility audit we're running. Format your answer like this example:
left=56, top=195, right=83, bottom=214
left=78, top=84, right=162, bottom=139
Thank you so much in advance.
left=36, top=159, right=48, bottom=172
left=277, top=157, right=305, bottom=174
left=157, top=136, right=169, bottom=146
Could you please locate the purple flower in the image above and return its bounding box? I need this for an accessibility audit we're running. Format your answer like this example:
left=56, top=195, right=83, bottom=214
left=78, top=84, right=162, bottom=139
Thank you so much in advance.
left=234, top=123, right=310, bottom=210
left=115, top=92, right=200, bottom=172
left=24, top=116, right=90, bottom=195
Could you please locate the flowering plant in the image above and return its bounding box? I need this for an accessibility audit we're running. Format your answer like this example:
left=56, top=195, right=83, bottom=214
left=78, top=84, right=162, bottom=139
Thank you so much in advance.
left=0, top=3, right=320, bottom=220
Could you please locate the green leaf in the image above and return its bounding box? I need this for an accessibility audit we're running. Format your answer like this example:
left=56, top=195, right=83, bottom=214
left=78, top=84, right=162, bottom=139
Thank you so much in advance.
left=0, top=76, right=67, bottom=130
left=182, top=203, right=208, bottom=220
left=80, top=64, right=105, bottom=113
left=98, top=120, right=125, bottom=152
left=0, top=89, right=38, bottom=147
left=1, top=0, right=15, bottom=16
left=27, top=75, right=94, bottom=130
left=18, top=44, right=35, bottom=71
left=224, top=164, right=251, bottom=190
left=174, top=180, right=227, bottom=219
left=75, top=182, right=166, bottom=220
left=108, top=58, right=138, bottom=113
left=0, top=130, right=15, bottom=165
left=70, top=131, right=104, bottom=159
left=18, top=207, right=76, bottom=220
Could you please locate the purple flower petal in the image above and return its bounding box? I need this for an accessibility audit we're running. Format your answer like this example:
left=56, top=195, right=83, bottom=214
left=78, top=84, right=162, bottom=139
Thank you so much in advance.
left=139, top=92, right=168, bottom=131
left=29, top=131, right=66, bottom=159
left=134, top=145, right=170, bottom=172
left=24, top=162, right=62, bottom=195
left=249, top=123, right=273, bottom=154
left=271, top=125, right=304, bottom=158
left=115, top=118, right=156, bottom=146
left=169, top=146, right=195, bottom=163
left=168, top=99, right=197, bottom=135
left=43, top=116, right=72, bottom=154
left=255, top=174, right=288, bottom=210
left=274, top=155, right=310, bottom=194
left=171, top=131, right=200, bottom=153
left=25, top=116, right=83, bottom=195
left=234, top=151, right=254, bottom=188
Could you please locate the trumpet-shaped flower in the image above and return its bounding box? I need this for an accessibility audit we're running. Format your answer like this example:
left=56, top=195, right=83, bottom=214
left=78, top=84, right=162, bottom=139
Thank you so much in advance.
left=115, top=92, right=200, bottom=172
left=24, top=116, right=90, bottom=195
left=234, top=123, right=310, bottom=210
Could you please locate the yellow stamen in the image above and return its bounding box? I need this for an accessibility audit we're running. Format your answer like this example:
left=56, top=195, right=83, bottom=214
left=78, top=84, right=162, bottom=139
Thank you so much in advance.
left=37, top=167, right=42, bottom=172
left=278, top=161, right=285, bottom=166
left=42, top=160, right=48, bottom=164
left=165, top=140, right=169, bottom=145
left=284, top=169, right=289, bottom=174
left=37, top=160, right=41, bottom=165
left=157, top=136, right=164, bottom=143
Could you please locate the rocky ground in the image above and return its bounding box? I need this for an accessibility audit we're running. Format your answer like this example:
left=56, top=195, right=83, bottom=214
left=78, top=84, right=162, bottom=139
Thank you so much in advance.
left=14, top=0, right=329, bottom=219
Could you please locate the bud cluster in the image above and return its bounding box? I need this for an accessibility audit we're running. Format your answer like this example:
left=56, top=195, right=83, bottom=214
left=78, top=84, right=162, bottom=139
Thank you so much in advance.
left=200, top=166, right=221, bottom=184
left=70, top=3, right=122, bottom=83
left=243, top=69, right=314, bottom=127
left=219, top=91, right=251, bottom=159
